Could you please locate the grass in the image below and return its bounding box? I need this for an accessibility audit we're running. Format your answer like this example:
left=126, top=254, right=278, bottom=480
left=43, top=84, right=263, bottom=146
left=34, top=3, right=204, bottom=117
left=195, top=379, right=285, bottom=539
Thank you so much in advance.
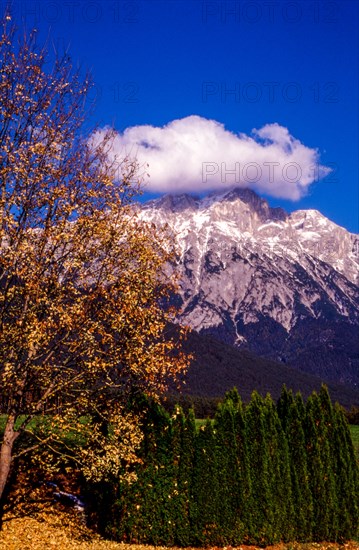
left=3, top=414, right=358, bottom=450
left=0, top=414, right=56, bottom=432
left=0, top=414, right=93, bottom=464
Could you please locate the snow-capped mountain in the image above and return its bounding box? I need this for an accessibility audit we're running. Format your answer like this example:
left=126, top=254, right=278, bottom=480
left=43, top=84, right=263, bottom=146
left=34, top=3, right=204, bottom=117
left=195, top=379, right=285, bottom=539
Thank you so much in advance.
left=139, top=188, right=359, bottom=386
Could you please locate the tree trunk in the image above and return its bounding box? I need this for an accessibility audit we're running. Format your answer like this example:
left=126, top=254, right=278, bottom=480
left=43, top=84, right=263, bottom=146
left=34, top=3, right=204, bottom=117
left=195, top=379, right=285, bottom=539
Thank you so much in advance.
left=0, top=414, right=19, bottom=506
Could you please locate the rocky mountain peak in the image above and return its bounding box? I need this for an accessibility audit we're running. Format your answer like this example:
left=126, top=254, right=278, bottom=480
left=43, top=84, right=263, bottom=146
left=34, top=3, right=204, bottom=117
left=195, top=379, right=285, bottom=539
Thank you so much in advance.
left=139, top=187, right=359, bottom=386
left=217, top=187, right=266, bottom=209
left=146, top=187, right=289, bottom=224
left=145, top=193, right=199, bottom=213
left=214, top=187, right=288, bottom=223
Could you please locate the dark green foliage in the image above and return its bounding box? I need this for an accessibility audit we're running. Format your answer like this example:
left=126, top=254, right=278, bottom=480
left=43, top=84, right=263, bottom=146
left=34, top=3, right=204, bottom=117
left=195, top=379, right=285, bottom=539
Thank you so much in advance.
left=164, top=393, right=221, bottom=418
left=245, top=392, right=274, bottom=545
left=86, top=386, right=359, bottom=546
left=171, top=406, right=196, bottom=546
left=233, top=391, right=252, bottom=534
left=281, top=392, right=313, bottom=541
left=243, top=393, right=294, bottom=545
left=277, top=385, right=295, bottom=431
left=331, top=403, right=359, bottom=540
left=345, top=405, right=359, bottom=425
left=191, top=420, right=221, bottom=545
left=264, top=395, right=294, bottom=542
left=305, top=391, right=338, bottom=541
left=213, top=390, right=246, bottom=544
left=112, top=400, right=177, bottom=545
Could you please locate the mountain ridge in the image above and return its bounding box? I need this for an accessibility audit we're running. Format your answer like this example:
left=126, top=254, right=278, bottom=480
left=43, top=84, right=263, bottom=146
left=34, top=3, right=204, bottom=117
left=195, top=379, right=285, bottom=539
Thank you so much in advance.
left=139, top=187, right=359, bottom=387
left=142, top=187, right=358, bottom=284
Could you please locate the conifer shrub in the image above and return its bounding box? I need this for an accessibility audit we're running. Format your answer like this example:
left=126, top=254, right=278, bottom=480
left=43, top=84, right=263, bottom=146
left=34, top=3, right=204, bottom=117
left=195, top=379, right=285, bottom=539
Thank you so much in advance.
left=85, top=387, right=359, bottom=546
left=305, top=390, right=339, bottom=541
left=213, top=390, right=246, bottom=544
left=278, top=389, right=313, bottom=541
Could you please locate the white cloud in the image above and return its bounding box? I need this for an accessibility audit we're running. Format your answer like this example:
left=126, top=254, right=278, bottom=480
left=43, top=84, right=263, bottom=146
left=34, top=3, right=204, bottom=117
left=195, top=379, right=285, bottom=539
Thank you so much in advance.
left=92, top=116, right=331, bottom=200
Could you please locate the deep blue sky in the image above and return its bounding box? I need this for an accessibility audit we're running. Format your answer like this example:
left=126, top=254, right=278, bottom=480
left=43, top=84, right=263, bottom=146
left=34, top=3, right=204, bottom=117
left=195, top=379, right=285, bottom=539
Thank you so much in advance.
left=6, top=0, right=359, bottom=232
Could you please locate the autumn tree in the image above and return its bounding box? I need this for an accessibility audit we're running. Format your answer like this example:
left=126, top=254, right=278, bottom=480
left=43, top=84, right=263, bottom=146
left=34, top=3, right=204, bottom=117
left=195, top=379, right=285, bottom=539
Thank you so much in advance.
left=0, top=15, right=188, bottom=509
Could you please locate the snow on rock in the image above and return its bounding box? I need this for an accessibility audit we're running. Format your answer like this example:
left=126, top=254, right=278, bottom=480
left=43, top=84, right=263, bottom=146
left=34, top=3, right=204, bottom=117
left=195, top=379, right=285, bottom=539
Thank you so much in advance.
left=138, top=187, right=359, bottom=341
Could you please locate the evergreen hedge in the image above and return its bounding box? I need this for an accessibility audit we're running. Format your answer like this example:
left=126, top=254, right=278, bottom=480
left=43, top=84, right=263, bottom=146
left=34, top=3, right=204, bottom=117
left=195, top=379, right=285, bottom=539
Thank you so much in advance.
left=86, top=386, right=359, bottom=546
